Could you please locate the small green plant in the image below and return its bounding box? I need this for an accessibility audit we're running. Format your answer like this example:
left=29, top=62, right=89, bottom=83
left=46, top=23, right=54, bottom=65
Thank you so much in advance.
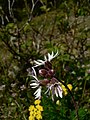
left=29, top=51, right=79, bottom=120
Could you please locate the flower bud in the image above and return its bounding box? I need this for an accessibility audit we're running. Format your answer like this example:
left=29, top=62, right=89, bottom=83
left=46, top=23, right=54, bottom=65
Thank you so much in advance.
left=39, top=69, right=48, bottom=77
left=39, top=79, right=50, bottom=86
left=45, top=69, right=55, bottom=78
left=50, top=77, right=58, bottom=84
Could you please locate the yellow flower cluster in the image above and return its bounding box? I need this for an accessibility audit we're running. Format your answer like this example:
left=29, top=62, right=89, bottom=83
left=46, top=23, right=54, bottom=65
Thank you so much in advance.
left=29, top=100, right=43, bottom=120
left=61, top=83, right=73, bottom=96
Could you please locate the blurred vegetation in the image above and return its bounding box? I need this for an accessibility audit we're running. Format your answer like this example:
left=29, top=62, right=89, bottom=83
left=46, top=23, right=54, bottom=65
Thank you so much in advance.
left=0, top=0, right=90, bottom=120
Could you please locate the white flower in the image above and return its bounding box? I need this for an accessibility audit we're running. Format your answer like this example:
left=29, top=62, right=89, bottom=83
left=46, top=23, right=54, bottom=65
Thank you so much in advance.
left=30, top=80, right=40, bottom=88
left=30, top=67, right=42, bottom=99
left=34, top=59, right=45, bottom=67
left=45, top=82, right=63, bottom=101
left=44, top=51, right=58, bottom=62
left=33, top=51, right=58, bottom=67
left=30, top=78, right=42, bottom=99
left=54, top=83, right=63, bottom=98
left=30, top=68, right=40, bottom=88
left=34, top=86, right=42, bottom=99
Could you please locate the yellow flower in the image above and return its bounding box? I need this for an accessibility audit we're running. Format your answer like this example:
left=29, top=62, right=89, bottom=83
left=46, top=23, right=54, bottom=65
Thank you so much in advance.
left=36, top=105, right=43, bottom=111
left=29, top=105, right=35, bottom=111
left=36, top=111, right=41, bottom=115
left=61, top=84, right=67, bottom=95
left=29, top=115, right=35, bottom=120
left=30, top=111, right=33, bottom=116
left=67, top=84, right=72, bottom=91
left=33, top=108, right=37, bottom=112
left=36, top=114, right=42, bottom=120
left=29, top=100, right=43, bottom=120
left=56, top=100, right=61, bottom=105
left=61, top=83, right=73, bottom=96
left=33, top=108, right=37, bottom=117
left=64, top=90, right=68, bottom=95
left=34, top=99, right=41, bottom=105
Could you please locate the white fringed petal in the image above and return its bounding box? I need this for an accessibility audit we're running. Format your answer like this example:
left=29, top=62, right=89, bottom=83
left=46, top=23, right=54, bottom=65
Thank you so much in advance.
left=45, top=81, right=63, bottom=101
left=34, top=86, right=42, bottom=99
left=33, top=51, right=58, bottom=67
left=34, top=59, right=45, bottom=67
left=57, top=86, right=63, bottom=98
left=55, top=88, right=58, bottom=97
left=48, top=51, right=58, bottom=62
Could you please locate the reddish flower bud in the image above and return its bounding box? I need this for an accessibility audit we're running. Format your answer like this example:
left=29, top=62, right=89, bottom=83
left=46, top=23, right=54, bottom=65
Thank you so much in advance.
left=50, top=77, right=58, bottom=84
left=39, top=69, right=48, bottom=77
left=49, top=69, right=55, bottom=76
left=39, top=79, right=50, bottom=86
left=45, top=69, right=55, bottom=78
